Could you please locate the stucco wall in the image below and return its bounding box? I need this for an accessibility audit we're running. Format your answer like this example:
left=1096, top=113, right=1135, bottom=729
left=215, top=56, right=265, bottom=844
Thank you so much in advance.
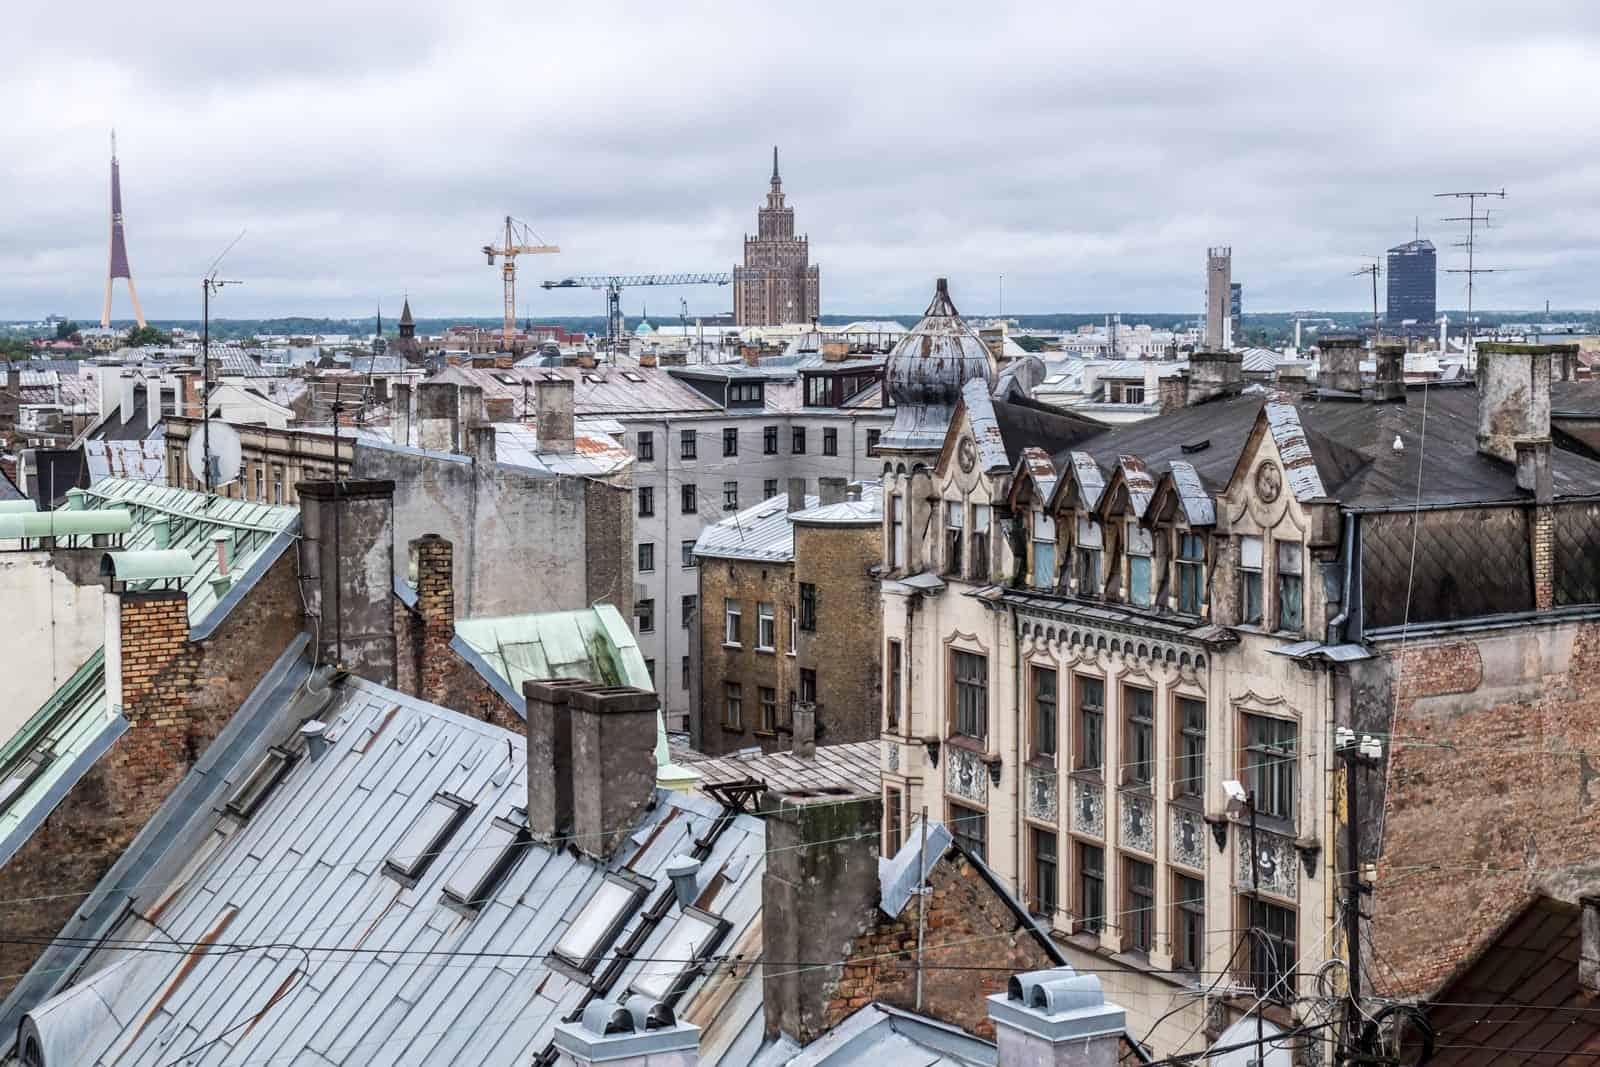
left=0, top=549, right=110, bottom=737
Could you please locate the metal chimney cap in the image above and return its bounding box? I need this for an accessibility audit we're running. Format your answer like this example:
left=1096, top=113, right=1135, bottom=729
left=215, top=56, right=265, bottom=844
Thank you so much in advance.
left=665, top=855, right=700, bottom=878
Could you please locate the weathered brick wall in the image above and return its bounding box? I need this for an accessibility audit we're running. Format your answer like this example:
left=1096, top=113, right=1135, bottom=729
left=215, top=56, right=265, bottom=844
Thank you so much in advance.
left=0, top=548, right=302, bottom=996
left=697, top=556, right=795, bottom=755
left=794, top=522, right=882, bottom=748
left=1372, top=621, right=1600, bottom=995
left=415, top=534, right=454, bottom=707
left=583, top=481, right=633, bottom=620
left=823, top=852, right=1057, bottom=1039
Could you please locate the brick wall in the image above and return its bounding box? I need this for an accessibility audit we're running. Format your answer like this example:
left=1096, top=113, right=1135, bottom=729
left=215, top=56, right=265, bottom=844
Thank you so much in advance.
left=583, top=481, right=633, bottom=620
left=0, top=547, right=302, bottom=996
left=1534, top=505, right=1554, bottom=611
left=1372, top=620, right=1600, bottom=995
left=415, top=534, right=454, bottom=707
left=794, top=522, right=882, bottom=748
left=823, top=851, right=1058, bottom=1040
left=697, top=556, right=795, bottom=755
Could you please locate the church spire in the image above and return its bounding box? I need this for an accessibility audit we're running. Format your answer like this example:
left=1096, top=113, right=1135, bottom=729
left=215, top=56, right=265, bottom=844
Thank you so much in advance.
left=771, top=144, right=780, bottom=185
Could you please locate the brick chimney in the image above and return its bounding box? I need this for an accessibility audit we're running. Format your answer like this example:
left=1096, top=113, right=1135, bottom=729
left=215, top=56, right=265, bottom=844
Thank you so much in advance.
left=1320, top=336, right=1364, bottom=395
left=553, top=998, right=700, bottom=1067
left=416, top=381, right=460, bottom=452
left=987, top=968, right=1127, bottom=1067
left=296, top=479, right=397, bottom=685
left=103, top=585, right=194, bottom=798
left=412, top=534, right=454, bottom=706
left=536, top=378, right=576, bottom=454
left=762, top=787, right=883, bottom=1045
left=1185, top=351, right=1243, bottom=406
left=638, top=352, right=659, bottom=368
left=1373, top=342, right=1406, bottom=403
left=1158, top=374, right=1187, bottom=415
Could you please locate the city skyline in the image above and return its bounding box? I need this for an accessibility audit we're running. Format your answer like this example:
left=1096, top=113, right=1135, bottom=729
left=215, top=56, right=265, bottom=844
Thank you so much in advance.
left=5, top=2, right=1600, bottom=320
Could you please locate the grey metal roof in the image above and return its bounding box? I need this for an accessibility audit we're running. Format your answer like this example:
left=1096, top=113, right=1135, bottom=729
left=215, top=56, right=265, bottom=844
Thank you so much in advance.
left=879, top=818, right=953, bottom=920
left=791, top=483, right=882, bottom=526
left=766, top=1003, right=996, bottom=1067
left=694, top=494, right=815, bottom=563
left=21, top=671, right=768, bottom=1067
left=436, top=365, right=721, bottom=416
left=684, top=741, right=881, bottom=796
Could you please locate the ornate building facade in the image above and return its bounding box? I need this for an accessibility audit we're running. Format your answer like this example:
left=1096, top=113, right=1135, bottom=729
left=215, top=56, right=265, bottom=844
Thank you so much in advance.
left=733, top=148, right=820, bottom=326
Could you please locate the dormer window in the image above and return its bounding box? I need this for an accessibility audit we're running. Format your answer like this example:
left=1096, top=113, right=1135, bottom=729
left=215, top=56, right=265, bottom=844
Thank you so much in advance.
left=1075, top=517, right=1102, bottom=598
left=970, top=505, right=991, bottom=581
left=1031, top=512, right=1056, bottom=591
left=944, top=501, right=964, bottom=576
left=1177, top=533, right=1205, bottom=615
left=1276, top=541, right=1304, bottom=633
left=1240, top=536, right=1264, bottom=625
left=1127, top=523, right=1154, bottom=608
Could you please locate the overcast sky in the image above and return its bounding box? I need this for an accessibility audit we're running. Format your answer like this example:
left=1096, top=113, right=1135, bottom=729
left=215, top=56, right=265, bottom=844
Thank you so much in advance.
left=6, top=1, right=1600, bottom=321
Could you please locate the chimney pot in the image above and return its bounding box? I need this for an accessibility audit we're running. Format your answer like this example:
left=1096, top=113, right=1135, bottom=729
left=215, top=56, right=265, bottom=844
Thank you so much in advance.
left=535, top=378, right=576, bottom=454
left=666, top=855, right=701, bottom=909
left=301, top=720, right=329, bottom=760
left=791, top=704, right=816, bottom=759
left=987, top=966, right=1127, bottom=1067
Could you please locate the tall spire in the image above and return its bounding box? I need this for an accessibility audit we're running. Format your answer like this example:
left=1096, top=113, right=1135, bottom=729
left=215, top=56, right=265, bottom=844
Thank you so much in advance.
left=102, top=127, right=146, bottom=329
left=771, top=144, right=780, bottom=185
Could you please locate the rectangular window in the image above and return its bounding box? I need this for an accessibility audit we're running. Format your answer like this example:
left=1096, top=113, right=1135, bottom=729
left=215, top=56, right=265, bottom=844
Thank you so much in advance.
left=798, top=582, right=817, bottom=631
left=441, top=814, right=528, bottom=913
left=1241, top=535, right=1263, bottom=624
left=1032, top=512, right=1056, bottom=590
left=637, top=542, right=654, bottom=572
left=272, top=466, right=284, bottom=504
left=722, top=481, right=738, bottom=511
left=680, top=656, right=691, bottom=691
left=644, top=659, right=655, bottom=685
left=763, top=425, right=779, bottom=454
left=890, top=494, right=905, bottom=568
left=680, top=429, right=697, bottom=459
left=1125, top=857, right=1155, bottom=953
left=1249, top=898, right=1297, bottom=1001
left=885, top=786, right=903, bottom=854
left=1031, top=828, right=1058, bottom=917
left=681, top=594, right=696, bottom=629
left=1174, top=873, right=1205, bottom=971
left=681, top=484, right=697, bottom=515
left=553, top=871, right=650, bottom=972
left=866, top=428, right=881, bottom=456
left=1128, top=523, right=1154, bottom=607
left=971, top=505, right=991, bottom=581
left=1245, top=714, right=1297, bottom=821
left=952, top=650, right=988, bottom=739
left=792, top=427, right=806, bottom=454
left=1032, top=666, right=1058, bottom=758
left=386, top=792, right=473, bottom=884
left=944, top=501, right=964, bottom=576
left=823, top=427, right=838, bottom=456
left=724, top=682, right=743, bottom=728
left=637, top=486, right=654, bottom=517
left=806, top=375, right=831, bottom=406
left=949, top=802, right=987, bottom=861
left=1276, top=540, right=1303, bottom=632
left=724, top=599, right=742, bottom=646
left=681, top=540, right=697, bottom=567
left=1125, top=686, right=1154, bottom=786
left=764, top=478, right=778, bottom=499
left=723, top=427, right=739, bottom=456
left=629, top=907, right=730, bottom=1002
left=800, top=668, right=817, bottom=705
left=756, top=602, right=776, bottom=650
left=1176, top=697, right=1206, bottom=798
left=760, top=686, right=778, bottom=732
left=886, top=639, right=902, bottom=731
left=1078, top=843, right=1105, bottom=933
left=635, top=598, right=654, bottom=633
left=254, top=465, right=264, bottom=501
left=1177, top=532, right=1205, bottom=615
left=1077, top=676, right=1105, bottom=771
left=788, top=607, right=797, bottom=655
left=637, top=431, right=654, bottom=461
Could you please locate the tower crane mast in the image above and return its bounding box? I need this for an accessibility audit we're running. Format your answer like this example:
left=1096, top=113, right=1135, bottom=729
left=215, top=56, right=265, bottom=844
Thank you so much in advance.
left=541, top=272, right=732, bottom=350
left=482, top=216, right=559, bottom=351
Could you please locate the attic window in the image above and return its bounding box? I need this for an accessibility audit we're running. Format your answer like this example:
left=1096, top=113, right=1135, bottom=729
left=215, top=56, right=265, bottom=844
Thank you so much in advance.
left=629, top=906, right=731, bottom=1002
left=441, top=811, right=529, bottom=914
left=623, top=372, right=647, bottom=383
left=553, top=870, right=653, bottom=974
left=495, top=373, right=519, bottom=386
left=385, top=792, right=473, bottom=885
left=583, top=374, right=601, bottom=385
left=224, top=746, right=297, bottom=820
left=0, top=749, right=54, bottom=816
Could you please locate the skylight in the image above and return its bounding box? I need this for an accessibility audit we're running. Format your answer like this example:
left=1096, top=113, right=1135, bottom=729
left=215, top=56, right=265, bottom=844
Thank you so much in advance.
left=622, top=372, right=646, bottom=383
left=224, top=746, right=297, bottom=820
left=552, top=871, right=652, bottom=974
left=0, top=750, right=54, bottom=817
left=385, top=792, right=473, bottom=885
left=441, top=812, right=529, bottom=914
left=629, top=907, right=730, bottom=1002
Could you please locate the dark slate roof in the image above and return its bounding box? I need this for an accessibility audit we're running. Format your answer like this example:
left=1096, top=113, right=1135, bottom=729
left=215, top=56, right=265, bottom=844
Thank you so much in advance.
left=1421, top=897, right=1600, bottom=1067
left=990, top=392, right=1106, bottom=462
left=1043, top=394, right=1262, bottom=493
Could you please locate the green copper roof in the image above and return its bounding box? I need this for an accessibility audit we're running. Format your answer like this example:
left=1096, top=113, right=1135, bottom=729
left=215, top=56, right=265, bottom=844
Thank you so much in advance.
left=100, top=550, right=200, bottom=582
left=454, top=604, right=652, bottom=692
left=0, top=510, right=132, bottom=539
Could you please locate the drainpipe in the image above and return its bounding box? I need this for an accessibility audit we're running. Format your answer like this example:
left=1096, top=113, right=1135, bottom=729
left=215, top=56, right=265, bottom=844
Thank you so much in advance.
left=1010, top=600, right=1023, bottom=891
left=1327, top=512, right=1357, bottom=644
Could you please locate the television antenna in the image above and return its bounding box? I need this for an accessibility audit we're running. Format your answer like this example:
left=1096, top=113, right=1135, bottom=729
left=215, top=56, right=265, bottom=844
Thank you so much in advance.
left=199, top=231, right=245, bottom=497
left=1352, top=261, right=1382, bottom=342
left=1435, top=188, right=1505, bottom=366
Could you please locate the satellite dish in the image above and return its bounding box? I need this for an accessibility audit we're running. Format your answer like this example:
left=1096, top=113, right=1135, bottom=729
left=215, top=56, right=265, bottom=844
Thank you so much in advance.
left=186, top=420, right=242, bottom=489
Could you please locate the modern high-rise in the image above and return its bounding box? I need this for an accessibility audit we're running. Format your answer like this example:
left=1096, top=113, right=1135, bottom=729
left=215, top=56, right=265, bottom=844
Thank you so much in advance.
left=1386, top=239, right=1437, bottom=324
left=733, top=147, right=820, bottom=326
left=1204, top=247, right=1231, bottom=349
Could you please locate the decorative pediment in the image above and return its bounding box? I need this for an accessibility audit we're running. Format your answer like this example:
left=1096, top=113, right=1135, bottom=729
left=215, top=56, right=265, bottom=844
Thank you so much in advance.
left=1145, top=461, right=1217, bottom=528
left=1045, top=451, right=1105, bottom=513
left=1006, top=447, right=1058, bottom=511
left=1229, top=688, right=1295, bottom=715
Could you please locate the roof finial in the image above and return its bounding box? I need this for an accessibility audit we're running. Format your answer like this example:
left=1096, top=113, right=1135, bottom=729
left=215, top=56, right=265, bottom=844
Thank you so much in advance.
left=771, top=144, right=780, bottom=184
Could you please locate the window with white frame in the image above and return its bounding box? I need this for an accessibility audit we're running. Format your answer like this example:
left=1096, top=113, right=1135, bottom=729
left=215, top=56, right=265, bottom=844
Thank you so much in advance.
left=1032, top=511, right=1057, bottom=590
left=756, top=602, right=776, bottom=650
left=724, top=599, right=742, bottom=645
left=944, top=500, right=964, bottom=576
left=553, top=871, right=652, bottom=973
left=1240, top=535, right=1264, bottom=625
left=1127, top=522, right=1154, bottom=607
left=1075, top=516, right=1102, bottom=596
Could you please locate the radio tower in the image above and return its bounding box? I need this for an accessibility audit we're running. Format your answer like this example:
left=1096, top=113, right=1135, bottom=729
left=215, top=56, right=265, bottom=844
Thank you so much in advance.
left=101, top=130, right=147, bottom=329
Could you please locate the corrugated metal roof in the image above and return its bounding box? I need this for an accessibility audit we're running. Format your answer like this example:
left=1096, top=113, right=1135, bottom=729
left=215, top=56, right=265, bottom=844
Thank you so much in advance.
left=22, top=675, right=768, bottom=1067
left=83, top=435, right=166, bottom=485
left=791, top=483, right=882, bottom=526
left=694, top=494, right=814, bottom=563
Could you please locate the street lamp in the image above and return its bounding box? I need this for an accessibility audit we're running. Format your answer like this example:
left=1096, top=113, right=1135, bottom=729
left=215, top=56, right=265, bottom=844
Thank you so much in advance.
left=1224, top=778, right=1264, bottom=1066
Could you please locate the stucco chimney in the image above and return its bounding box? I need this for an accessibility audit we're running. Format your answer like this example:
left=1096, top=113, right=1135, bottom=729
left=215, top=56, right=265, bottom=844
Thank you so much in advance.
left=818, top=476, right=847, bottom=506
left=1373, top=343, right=1406, bottom=403
left=468, top=424, right=497, bottom=469
left=568, top=685, right=661, bottom=859
left=791, top=704, right=816, bottom=759
left=553, top=998, right=700, bottom=1067
left=535, top=378, right=576, bottom=454
left=1158, top=374, right=1187, bottom=415
left=458, top=384, right=485, bottom=443
left=1476, top=343, right=1553, bottom=465
left=391, top=382, right=413, bottom=446
left=1320, top=336, right=1364, bottom=395
left=295, top=478, right=398, bottom=685
left=988, top=968, right=1127, bottom=1067
left=416, top=382, right=459, bottom=453
left=1185, top=351, right=1243, bottom=407
left=524, top=678, right=592, bottom=842
left=787, top=477, right=807, bottom=513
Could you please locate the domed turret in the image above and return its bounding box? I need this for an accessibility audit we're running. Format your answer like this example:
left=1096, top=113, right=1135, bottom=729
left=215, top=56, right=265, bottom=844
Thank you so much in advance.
left=878, top=278, right=998, bottom=456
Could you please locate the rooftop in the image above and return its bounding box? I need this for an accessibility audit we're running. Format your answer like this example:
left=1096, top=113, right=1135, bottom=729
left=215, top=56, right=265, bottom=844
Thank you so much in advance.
left=694, top=484, right=882, bottom=563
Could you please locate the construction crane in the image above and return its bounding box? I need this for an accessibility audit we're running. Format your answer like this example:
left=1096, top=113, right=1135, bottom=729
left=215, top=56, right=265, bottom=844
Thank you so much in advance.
left=541, top=273, right=731, bottom=350
left=482, top=216, right=559, bottom=351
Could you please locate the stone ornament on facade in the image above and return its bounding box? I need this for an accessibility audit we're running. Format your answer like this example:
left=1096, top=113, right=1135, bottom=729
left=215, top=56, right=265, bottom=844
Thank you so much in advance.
left=1170, top=806, right=1206, bottom=870
left=1237, top=828, right=1298, bottom=900
left=1120, top=791, right=1155, bottom=854
left=1254, top=460, right=1282, bottom=503
left=1071, top=777, right=1105, bottom=839
left=957, top=435, right=977, bottom=474
left=946, top=745, right=987, bottom=804
left=1026, top=764, right=1058, bottom=823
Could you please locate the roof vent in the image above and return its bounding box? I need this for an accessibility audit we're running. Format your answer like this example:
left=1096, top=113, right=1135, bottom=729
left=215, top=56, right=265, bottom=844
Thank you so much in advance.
left=300, top=720, right=329, bottom=760
left=1181, top=439, right=1210, bottom=454
left=665, top=855, right=701, bottom=909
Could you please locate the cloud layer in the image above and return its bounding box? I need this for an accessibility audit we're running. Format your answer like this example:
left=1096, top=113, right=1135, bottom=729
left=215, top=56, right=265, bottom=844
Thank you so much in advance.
left=5, top=0, right=1600, bottom=319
